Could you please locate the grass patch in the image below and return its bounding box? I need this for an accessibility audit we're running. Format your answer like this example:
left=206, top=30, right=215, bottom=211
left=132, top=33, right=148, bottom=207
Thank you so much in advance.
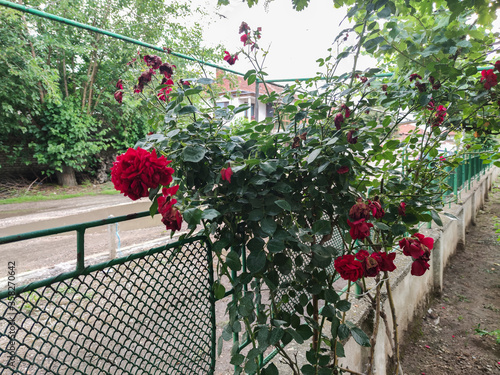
left=0, top=181, right=119, bottom=204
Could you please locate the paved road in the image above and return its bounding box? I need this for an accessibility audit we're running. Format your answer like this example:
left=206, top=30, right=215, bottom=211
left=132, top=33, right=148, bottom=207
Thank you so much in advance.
left=0, top=195, right=181, bottom=287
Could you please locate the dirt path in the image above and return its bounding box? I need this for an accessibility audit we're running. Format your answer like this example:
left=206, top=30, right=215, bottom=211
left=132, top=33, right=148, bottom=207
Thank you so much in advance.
left=400, top=183, right=500, bottom=374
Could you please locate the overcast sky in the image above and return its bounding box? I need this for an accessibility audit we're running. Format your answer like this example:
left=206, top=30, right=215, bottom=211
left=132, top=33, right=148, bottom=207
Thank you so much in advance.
left=197, top=0, right=376, bottom=80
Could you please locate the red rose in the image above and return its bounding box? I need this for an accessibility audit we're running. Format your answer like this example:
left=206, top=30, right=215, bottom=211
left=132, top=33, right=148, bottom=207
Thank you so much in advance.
left=398, top=202, right=406, bottom=216
left=368, top=200, right=385, bottom=219
left=373, top=252, right=396, bottom=272
left=334, top=254, right=364, bottom=282
left=223, top=51, right=238, bottom=65
left=337, top=166, right=349, bottom=174
left=411, top=257, right=430, bottom=276
left=158, top=197, right=183, bottom=231
left=409, top=73, right=422, bottom=82
left=480, top=69, right=498, bottom=90
left=221, top=165, right=233, bottom=183
left=347, top=129, right=358, bottom=144
left=340, top=104, right=351, bottom=119
left=114, top=91, right=123, bottom=104
left=111, top=148, right=174, bottom=200
left=240, top=33, right=250, bottom=45
left=143, top=55, right=162, bottom=69
left=347, top=218, right=373, bottom=240
left=495, top=61, right=500, bottom=73
left=116, top=79, right=123, bottom=89
left=349, top=198, right=371, bottom=221
left=334, top=113, right=344, bottom=130
left=159, top=62, right=175, bottom=78
left=399, top=233, right=434, bottom=259
left=355, top=250, right=380, bottom=277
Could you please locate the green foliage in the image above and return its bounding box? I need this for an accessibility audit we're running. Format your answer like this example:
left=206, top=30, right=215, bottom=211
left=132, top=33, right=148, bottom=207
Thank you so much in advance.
left=0, top=0, right=221, bottom=178
left=29, top=99, right=107, bottom=174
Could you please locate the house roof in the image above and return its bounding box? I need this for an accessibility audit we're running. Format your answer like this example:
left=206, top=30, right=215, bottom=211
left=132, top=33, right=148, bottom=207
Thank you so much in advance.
left=216, top=69, right=285, bottom=98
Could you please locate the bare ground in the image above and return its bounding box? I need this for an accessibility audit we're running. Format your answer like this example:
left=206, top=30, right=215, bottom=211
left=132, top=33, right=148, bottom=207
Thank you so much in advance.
left=400, top=184, right=500, bottom=375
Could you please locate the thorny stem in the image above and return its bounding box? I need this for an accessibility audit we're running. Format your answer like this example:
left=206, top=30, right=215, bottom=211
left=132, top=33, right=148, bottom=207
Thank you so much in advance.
left=312, top=294, right=319, bottom=351
left=384, top=271, right=400, bottom=374
left=367, top=275, right=382, bottom=375
left=276, top=345, right=301, bottom=375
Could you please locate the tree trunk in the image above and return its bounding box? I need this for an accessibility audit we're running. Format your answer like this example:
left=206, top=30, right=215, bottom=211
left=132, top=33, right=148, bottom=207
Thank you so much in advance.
left=56, top=165, right=78, bottom=186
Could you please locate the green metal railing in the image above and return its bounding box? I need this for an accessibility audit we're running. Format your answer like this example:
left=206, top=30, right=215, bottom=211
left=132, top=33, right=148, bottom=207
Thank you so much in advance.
left=0, top=216, right=215, bottom=375
left=443, top=152, right=491, bottom=204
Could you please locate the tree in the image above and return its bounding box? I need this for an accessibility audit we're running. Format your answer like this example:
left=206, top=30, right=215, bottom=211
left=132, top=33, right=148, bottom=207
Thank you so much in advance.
left=0, top=0, right=222, bottom=185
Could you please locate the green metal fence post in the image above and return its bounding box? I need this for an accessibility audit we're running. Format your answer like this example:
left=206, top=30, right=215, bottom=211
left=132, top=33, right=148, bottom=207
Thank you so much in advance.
left=76, top=228, right=85, bottom=272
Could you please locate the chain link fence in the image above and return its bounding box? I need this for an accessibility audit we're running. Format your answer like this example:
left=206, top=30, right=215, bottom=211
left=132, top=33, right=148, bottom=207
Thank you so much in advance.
left=0, top=237, right=215, bottom=375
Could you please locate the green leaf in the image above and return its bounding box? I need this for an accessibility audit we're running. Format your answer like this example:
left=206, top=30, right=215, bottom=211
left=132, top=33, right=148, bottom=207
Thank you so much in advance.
left=307, top=148, right=322, bottom=164
left=391, top=223, right=407, bottom=236
left=177, top=105, right=200, bottom=115
left=247, top=237, right=265, bottom=251
left=261, top=217, right=278, bottom=236
left=262, top=363, right=279, bottom=375
left=226, top=251, right=241, bottom=271
left=213, top=281, right=226, bottom=300
left=285, top=327, right=304, bottom=344
left=267, top=238, right=285, bottom=253
left=197, top=77, right=215, bottom=85
left=301, top=365, right=315, bottom=375
left=217, top=335, right=223, bottom=357
left=336, top=300, right=351, bottom=312
left=374, top=221, right=390, bottom=231
left=351, top=326, right=371, bottom=347
left=431, top=210, right=443, bottom=226
left=182, top=145, right=206, bottom=162
left=325, top=289, right=340, bottom=303
left=338, top=324, right=350, bottom=341
left=443, top=212, right=458, bottom=220
left=183, top=208, right=202, bottom=226
left=201, top=208, right=220, bottom=221
left=275, top=200, right=292, bottom=211
left=312, top=220, right=331, bottom=235
left=336, top=341, right=345, bottom=357
left=230, top=354, right=245, bottom=366
left=247, top=250, right=266, bottom=274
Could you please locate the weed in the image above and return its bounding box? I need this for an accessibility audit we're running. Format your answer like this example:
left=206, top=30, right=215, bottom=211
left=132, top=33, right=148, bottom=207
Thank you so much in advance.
left=458, top=315, right=464, bottom=321
left=483, top=304, right=499, bottom=312
left=474, top=324, right=500, bottom=344
left=457, top=294, right=470, bottom=303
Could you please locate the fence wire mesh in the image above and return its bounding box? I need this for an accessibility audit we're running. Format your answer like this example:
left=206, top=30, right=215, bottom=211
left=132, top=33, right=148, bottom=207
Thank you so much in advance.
left=0, top=237, right=215, bottom=375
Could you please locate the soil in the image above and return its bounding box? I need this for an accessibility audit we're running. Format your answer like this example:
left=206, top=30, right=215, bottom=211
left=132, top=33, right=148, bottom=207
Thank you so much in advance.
left=400, top=184, right=500, bottom=375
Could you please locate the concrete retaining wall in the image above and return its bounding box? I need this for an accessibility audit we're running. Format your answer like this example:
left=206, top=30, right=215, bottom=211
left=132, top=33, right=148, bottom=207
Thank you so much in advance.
left=339, top=166, right=500, bottom=374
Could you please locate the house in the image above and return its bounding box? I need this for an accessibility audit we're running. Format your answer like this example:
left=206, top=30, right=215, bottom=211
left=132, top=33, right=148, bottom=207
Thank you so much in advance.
left=215, top=69, right=286, bottom=122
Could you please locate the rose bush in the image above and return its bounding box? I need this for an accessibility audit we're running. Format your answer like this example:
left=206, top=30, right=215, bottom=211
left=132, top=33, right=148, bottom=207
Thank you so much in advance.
left=111, top=3, right=499, bottom=373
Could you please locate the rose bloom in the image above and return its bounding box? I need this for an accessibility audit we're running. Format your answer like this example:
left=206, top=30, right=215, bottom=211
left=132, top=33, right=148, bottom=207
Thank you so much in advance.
left=409, top=73, right=422, bottom=82
left=337, top=166, right=349, bottom=174
left=158, top=197, right=183, bottom=232
left=368, top=199, right=385, bottom=219
left=143, top=55, right=162, bottom=69
left=411, top=257, right=430, bottom=276
left=334, top=254, right=364, bottom=282
left=111, top=148, right=174, bottom=200
left=495, top=61, right=500, bottom=72
left=347, top=129, right=358, bottom=144
left=223, top=51, right=238, bottom=65
left=114, top=91, right=123, bottom=104
left=399, top=233, right=434, bottom=258
left=334, top=113, right=344, bottom=130
left=480, top=69, right=498, bottom=90
left=349, top=198, right=371, bottom=221
left=340, top=104, right=351, bottom=118
left=373, top=252, right=397, bottom=272
left=347, top=218, right=373, bottom=240
left=398, top=202, right=406, bottom=216
left=355, top=250, right=380, bottom=277
left=221, top=165, right=233, bottom=183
